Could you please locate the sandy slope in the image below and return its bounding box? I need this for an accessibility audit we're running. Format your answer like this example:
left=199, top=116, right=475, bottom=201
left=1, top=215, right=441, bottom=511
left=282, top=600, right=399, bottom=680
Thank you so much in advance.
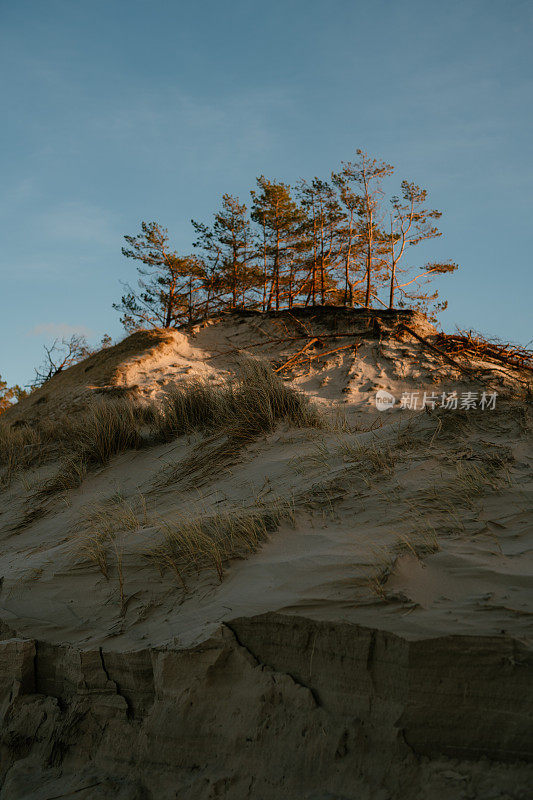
left=1, top=308, right=530, bottom=650
left=0, top=308, right=531, bottom=799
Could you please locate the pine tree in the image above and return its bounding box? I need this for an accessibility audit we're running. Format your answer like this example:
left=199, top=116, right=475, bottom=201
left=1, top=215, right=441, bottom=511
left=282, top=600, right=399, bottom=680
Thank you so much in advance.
left=189, top=220, right=223, bottom=319
left=297, top=178, right=345, bottom=306
left=336, top=151, right=394, bottom=308
left=0, top=376, right=28, bottom=414
left=250, top=177, right=303, bottom=311
left=114, top=222, right=205, bottom=330
left=331, top=171, right=366, bottom=306
left=386, top=181, right=458, bottom=319
left=192, top=194, right=257, bottom=311
left=113, top=151, right=460, bottom=328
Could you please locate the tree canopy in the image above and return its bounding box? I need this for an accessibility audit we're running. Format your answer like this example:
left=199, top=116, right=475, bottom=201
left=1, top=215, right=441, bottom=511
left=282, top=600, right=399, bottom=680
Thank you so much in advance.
left=114, top=150, right=458, bottom=330
left=0, top=376, right=28, bottom=415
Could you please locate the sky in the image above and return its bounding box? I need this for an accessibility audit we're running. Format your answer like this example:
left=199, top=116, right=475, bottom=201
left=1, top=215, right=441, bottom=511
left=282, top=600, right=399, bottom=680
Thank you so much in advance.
left=1, top=0, right=532, bottom=387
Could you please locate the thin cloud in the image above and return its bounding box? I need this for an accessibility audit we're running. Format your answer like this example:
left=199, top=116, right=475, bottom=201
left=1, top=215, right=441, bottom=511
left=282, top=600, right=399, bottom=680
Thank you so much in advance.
left=37, top=201, right=120, bottom=247
left=27, top=322, right=94, bottom=339
left=92, top=85, right=292, bottom=162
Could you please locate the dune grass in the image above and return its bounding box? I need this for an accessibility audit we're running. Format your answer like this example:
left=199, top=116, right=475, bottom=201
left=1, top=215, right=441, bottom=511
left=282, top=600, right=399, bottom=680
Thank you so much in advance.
left=0, top=424, right=42, bottom=486
left=160, top=431, right=245, bottom=489
left=292, top=435, right=398, bottom=488
left=5, top=359, right=320, bottom=508
left=154, top=358, right=321, bottom=442
left=75, top=490, right=294, bottom=598
left=69, top=399, right=145, bottom=465
left=76, top=494, right=148, bottom=585
left=149, top=498, right=295, bottom=586
left=414, top=459, right=500, bottom=513
left=153, top=359, right=323, bottom=488
left=368, top=524, right=440, bottom=598
left=341, top=440, right=398, bottom=477
left=27, top=398, right=146, bottom=505
left=1, top=397, right=148, bottom=486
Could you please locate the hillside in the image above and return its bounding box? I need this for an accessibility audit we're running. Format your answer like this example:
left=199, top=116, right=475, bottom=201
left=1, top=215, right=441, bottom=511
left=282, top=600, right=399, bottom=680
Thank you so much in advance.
left=0, top=307, right=531, bottom=800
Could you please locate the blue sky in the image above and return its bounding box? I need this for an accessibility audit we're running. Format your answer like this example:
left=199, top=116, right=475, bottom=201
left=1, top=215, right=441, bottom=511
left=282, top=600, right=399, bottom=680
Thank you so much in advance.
left=1, top=0, right=532, bottom=386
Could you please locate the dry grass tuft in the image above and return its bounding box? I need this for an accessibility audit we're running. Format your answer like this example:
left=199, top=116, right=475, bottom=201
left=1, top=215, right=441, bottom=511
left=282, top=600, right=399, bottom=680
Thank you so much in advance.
left=368, top=524, right=440, bottom=598
left=37, top=456, right=88, bottom=499
left=149, top=498, right=295, bottom=585
left=26, top=399, right=146, bottom=507
left=292, top=436, right=397, bottom=484
left=393, top=524, right=440, bottom=559
left=74, top=490, right=294, bottom=599
left=76, top=494, right=148, bottom=584
left=1, top=397, right=147, bottom=488
left=0, top=424, right=42, bottom=486
left=161, top=432, right=243, bottom=489
left=415, top=460, right=499, bottom=511
left=6, top=360, right=321, bottom=500
left=79, top=528, right=110, bottom=579
left=158, top=361, right=323, bottom=489
left=67, top=399, right=144, bottom=466
left=155, top=359, right=321, bottom=442
left=339, top=439, right=398, bottom=478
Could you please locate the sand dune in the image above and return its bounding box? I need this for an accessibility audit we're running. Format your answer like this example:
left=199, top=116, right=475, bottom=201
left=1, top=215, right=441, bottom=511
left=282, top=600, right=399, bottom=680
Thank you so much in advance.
left=0, top=308, right=531, bottom=798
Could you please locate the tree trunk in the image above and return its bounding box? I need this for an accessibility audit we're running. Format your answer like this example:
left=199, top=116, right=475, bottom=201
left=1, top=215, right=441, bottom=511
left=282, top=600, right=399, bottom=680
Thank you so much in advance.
left=363, top=174, right=373, bottom=309
left=262, top=221, right=268, bottom=312
left=274, top=227, right=280, bottom=311
left=205, top=284, right=211, bottom=320
left=165, top=285, right=174, bottom=328
left=343, top=209, right=355, bottom=306
left=364, top=245, right=371, bottom=308
left=388, top=215, right=396, bottom=309
left=288, top=261, right=293, bottom=308
left=319, top=215, right=325, bottom=305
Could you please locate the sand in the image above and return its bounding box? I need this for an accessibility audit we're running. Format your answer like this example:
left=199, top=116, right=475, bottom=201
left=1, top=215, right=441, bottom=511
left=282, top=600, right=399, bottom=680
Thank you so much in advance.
left=0, top=308, right=531, bottom=798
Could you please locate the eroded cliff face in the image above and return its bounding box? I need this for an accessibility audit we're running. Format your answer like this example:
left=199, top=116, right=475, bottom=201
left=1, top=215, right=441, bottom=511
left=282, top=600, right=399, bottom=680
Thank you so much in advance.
left=1, top=614, right=531, bottom=800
